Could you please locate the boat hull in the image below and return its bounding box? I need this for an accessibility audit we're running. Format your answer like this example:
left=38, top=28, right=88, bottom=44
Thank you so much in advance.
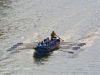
left=34, top=39, right=60, bottom=57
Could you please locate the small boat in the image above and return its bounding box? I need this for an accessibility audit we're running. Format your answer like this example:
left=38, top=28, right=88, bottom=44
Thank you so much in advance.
left=34, top=38, right=60, bottom=57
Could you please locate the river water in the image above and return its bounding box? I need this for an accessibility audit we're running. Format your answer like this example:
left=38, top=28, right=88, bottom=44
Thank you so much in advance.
left=0, top=0, right=100, bottom=75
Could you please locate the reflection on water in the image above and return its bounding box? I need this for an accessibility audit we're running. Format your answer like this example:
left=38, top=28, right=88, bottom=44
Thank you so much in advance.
left=33, top=52, right=52, bottom=65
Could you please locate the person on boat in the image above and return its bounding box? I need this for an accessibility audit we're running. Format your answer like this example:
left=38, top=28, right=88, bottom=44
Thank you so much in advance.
left=37, top=42, right=42, bottom=49
left=53, top=38, right=57, bottom=45
left=41, top=41, right=44, bottom=45
left=44, top=37, right=49, bottom=43
left=38, top=42, right=41, bottom=45
left=43, top=43, right=46, bottom=48
left=49, top=40, right=54, bottom=47
left=51, top=31, right=57, bottom=39
left=47, top=37, right=49, bottom=41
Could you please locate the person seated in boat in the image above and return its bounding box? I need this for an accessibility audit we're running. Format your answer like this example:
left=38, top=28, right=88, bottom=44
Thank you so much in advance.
left=49, top=40, right=54, bottom=47
left=52, top=38, right=57, bottom=45
left=43, top=37, right=50, bottom=44
left=47, top=37, right=49, bottom=41
left=42, top=42, right=49, bottom=49
left=44, top=38, right=47, bottom=42
left=37, top=41, right=43, bottom=48
left=38, top=42, right=41, bottom=45
left=46, top=37, right=50, bottom=43
left=37, top=42, right=42, bottom=48
left=46, top=42, right=49, bottom=46
left=41, top=41, right=44, bottom=45
left=43, top=43, right=46, bottom=48
left=51, top=31, right=57, bottom=39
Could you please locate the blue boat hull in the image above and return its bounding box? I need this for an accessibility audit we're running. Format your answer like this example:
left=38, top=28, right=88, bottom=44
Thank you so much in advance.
left=34, top=39, right=60, bottom=57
